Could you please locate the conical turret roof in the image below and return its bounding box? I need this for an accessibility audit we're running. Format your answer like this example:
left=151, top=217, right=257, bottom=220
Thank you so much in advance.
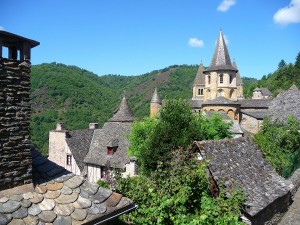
left=151, top=88, right=162, bottom=104
left=108, top=95, right=136, bottom=122
left=206, top=30, right=237, bottom=72
left=232, top=60, right=242, bottom=85
left=193, top=62, right=205, bottom=85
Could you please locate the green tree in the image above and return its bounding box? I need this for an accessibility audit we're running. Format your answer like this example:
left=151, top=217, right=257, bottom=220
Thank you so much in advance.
left=117, top=149, right=245, bottom=225
left=278, top=59, right=287, bottom=69
left=254, top=116, right=300, bottom=178
left=128, top=99, right=232, bottom=174
left=295, top=51, right=300, bottom=69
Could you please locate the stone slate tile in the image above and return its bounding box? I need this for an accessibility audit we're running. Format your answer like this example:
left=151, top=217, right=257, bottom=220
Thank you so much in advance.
left=0, top=200, right=21, bottom=213
left=8, top=219, right=25, bottom=225
left=53, top=216, right=72, bottom=225
left=28, top=204, right=41, bottom=216
left=53, top=204, right=74, bottom=216
left=38, top=210, right=57, bottom=223
left=104, top=192, right=123, bottom=207
left=12, top=206, right=28, bottom=219
left=70, top=208, right=87, bottom=221
left=64, top=176, right=84, bottom=189
left=0, top=213, right=12, bottom=225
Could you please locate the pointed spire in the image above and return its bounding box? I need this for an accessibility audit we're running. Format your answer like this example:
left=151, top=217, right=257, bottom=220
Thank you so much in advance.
left=193, top=62, right=205, bottom=85
left=151, top=88, right=162, bottom=104
left=289, top=83, right=299, bottom=91
left=108, top=95, right=136, bottom=122
left=232, top=59, right=242, bottom=85
left=206, top=30, right=236, bottom=72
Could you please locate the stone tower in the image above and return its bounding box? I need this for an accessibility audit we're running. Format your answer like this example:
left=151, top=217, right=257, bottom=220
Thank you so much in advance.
left=192, top=62, right=205, bottom=100
left=150, top=88, right=162, bottom=118
left=203, top=30, right=243, bottom=101
left=0, top=31, right=39, bottom=193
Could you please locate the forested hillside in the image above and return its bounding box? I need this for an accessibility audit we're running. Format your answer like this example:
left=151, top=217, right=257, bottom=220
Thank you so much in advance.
left=30, top=63, right=257, bottom=154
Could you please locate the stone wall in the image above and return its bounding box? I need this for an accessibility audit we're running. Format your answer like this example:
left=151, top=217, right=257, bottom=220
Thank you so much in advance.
left=0, top=59, right=32, bottom=191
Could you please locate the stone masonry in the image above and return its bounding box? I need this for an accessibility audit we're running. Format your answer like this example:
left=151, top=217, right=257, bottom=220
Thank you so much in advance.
left=0, top=59, right=33, bottom=191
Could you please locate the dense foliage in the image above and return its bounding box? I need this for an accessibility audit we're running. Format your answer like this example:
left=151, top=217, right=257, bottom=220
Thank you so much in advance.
left=254, top=116, right=300, bottom=178
left=116, top=149, right=245, bottom=225
left=128, top=99, right=232, bottom=174
left=255, top=52, right=300, bottom=96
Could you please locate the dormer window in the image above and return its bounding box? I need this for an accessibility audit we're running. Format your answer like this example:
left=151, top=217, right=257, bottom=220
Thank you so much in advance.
left=106, top=139, right=119, bottom=155
left=219, top=74, right=224, bottom=84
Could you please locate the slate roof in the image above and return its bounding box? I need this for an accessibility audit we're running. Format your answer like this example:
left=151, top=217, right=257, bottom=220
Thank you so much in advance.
left=260, top=88, right=272, bottom=96
left=66, top=129, right=94, bottom=172
left=205, top=30, right=237, bottom=72
left=204, top=111, right=231, bottom=120
left=193, top=63, right=205, bottom=86
left=84, top=121, right=132, bottom=169
left=189, top=99, right=203, bottom=108
left=202, top=96, right=240, bottom=105
left=232, top=60, right=242, bottom=85
left=0, top=147, right=135, bottom=225
left=241, top=110, right=268, bottom=119
left=238, top=99, right=271, bottom=108
left=193, top=138, right=290, bottom=217
left=151, top=88, right=162, bottom=104
left=268, top=84, right=300, bottom=123
left=108, top=96, right=136, bottom=122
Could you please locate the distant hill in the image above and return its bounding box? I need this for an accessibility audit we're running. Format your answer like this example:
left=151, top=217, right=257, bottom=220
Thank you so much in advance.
left=30, top=62, right=258, bottom=154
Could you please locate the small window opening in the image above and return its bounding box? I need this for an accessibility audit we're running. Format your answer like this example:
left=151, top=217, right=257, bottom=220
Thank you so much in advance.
left=198, top=88, right=204, bottom=95
left=66, top=154, right=72, bottom=165
left=208, top=75, right=211, bottom=84
left=107, top=147, right=114, bottom=155
left=219, top=74, right=224, bottom=84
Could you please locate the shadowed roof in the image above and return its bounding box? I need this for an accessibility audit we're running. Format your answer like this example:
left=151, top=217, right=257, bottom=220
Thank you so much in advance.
left=205, top=30, right=237, bottom=72
left=202, top=96, right=240, bottom=105
left=193, top=138, right=289, bottom=217
left=66, top=129, right=94, bottom=172
left=238, top=99, right=271, bottom=108
left=193, top=63, right=205, bottom=86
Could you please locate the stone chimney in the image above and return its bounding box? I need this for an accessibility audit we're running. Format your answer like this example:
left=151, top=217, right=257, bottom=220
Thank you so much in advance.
left=0, top=31, right=39, bottom=193
left=56, top=122, right=65, bottom=131
left=89, top=123, right=99, bottom=129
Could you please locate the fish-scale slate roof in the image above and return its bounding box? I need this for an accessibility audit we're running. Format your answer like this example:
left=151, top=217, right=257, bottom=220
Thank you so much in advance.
left=202, top=96, right=240, bottom=105
left=193, top=63, right=205, bottom=86
left=66, top=129, right=94, bottom=172
left=268, top=84, right=300, bottom=123
left=260, top=88, right=272, bottom=96
left=0, top=148, right=135, bottom=225
left=84, top=121, right=132, bottom=169
left=232, top=60, right=242, bottom=85
left=238, top=99, right=271, bottom=108
left=189, top=99, right=203, bottom=108
left=193, top=138, right=289, bottom=217
left=241, top=110, right=268, bottom=119
left=108, top=96, right=136, bottom=122
left=205, top=30, right=237, bottom=72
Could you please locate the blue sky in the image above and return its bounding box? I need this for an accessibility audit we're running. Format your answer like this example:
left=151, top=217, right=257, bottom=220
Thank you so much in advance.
left=1, top=0, right=300, bottom=79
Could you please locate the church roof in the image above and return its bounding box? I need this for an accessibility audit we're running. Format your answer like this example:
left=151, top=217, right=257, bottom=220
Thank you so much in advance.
left=193, top=138, right=289, bottom=218
left=241, top=110, right=268, bottom=119
left=0, top=147, right=135, bottom=225
left=108, top=96, right=136, bottom=122
left=202, top=96, right=240, bottom=105
left=205, top=30, right=237, bottom=72
left=193, top=63, right=205, bottom=86
left=66, top=129, right=94, bottom=172
left=238, top=99, right=271, bottom=108
left=268, top=84, right=300, bottom=123
left=232, top=60, right=242, bottom=85
left=151, top=88, right=162, bottom=104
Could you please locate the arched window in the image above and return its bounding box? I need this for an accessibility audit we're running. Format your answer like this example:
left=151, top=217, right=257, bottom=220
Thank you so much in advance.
left=219, top=74, right=224, bottom=84
left=217, top=89, right=225, bottom=97
left=198, top=88, right=204, bottom=95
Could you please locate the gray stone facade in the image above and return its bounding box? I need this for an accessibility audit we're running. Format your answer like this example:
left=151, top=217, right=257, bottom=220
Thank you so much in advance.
left=0, top=58, right=33, bottom=191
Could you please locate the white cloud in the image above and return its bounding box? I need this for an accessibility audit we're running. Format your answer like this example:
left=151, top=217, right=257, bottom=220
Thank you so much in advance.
left=0, top=26, right=4, bottom=31
left=273, top=0, right=300, bottom=26
left=217, top=0, right=236, bottom=12
left=188, top=38, right=204, bottom=47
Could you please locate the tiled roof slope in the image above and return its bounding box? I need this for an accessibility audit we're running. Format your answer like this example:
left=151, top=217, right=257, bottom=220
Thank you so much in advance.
left=66, top=129, right=94, bottom=172
left=194, top=138, right=289, bottom=217
left=206, top=30, right=237, bottom=72
left=241, top=110, right=268, bottom=119
left=0, top=148, right=135, bottom=225
left=260, top=88, right=272, bottom=96
left=268, top=84, right=300, bottom=123
left=108, top=96, right=136, bottom=122
left=238, top=99, right=271, bottom=108
left=193, top=63, right=205, bottom=86
left=84, top=121, right=132, bottom=169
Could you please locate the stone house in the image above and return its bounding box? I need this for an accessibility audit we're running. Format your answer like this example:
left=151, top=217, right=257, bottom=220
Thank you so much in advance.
left=191, top=138, right=291, bottom=225
left=0, top=30, right=136, bottom=224
left=48, top=95, right=138, bottom=183
left=252, top=87, right=272, bottom=99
